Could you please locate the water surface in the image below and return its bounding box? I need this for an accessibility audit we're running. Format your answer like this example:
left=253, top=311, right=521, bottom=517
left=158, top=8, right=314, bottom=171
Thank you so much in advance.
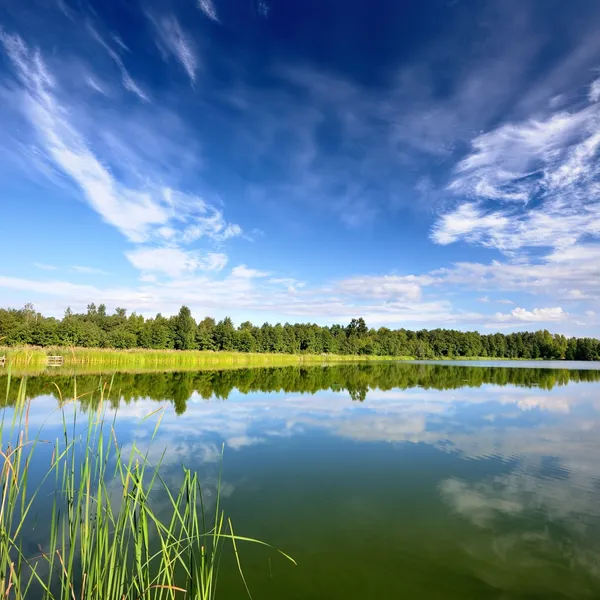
left=3, top=362, right=600, bottom=599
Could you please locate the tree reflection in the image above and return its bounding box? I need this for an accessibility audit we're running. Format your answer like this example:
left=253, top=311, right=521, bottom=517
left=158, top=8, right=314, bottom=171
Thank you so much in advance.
left=3, top=363, right=600, bottom=412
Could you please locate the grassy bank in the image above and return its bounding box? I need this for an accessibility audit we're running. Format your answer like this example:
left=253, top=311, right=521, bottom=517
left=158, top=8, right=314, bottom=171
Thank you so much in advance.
left=0, top=378, right=294, bottom=599
left=0, top=346, right=412, bottom=370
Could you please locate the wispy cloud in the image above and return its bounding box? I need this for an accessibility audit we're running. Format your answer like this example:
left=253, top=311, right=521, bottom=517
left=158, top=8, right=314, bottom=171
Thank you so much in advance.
left=178, top=207, right=241, bottom=244
left=431, top=204, right=510, bottom=247
left=0, top=32, right=241, bottom=274
left=333, top=274, right=432, bottom=302
left=0, top=255, right=596, bottom=331
left=148, top=14, right=198, bottom=84
left=0, top=269, right=447, bottom=325
left=211, top=9, right=544, bottom=229
left=72, top=265, right=109, bottom=275
left=589, top=77, right=600, bottom=102
left=256, top=1, right=270, bottom=18
left=198, top=0, right=219, bottom=22
left=1, top=33, right=163, bottom=241
left=84, top=75, right=106, bottom=95
left=230, top=265, right=269, bottom=279
left=432, top=244, right=600, bottom=312
left=126, top=247, right=228, bottom=278
left=88, top=26, right=149, bottom=101
left=434, top=74, right=600, bottom=253
left=33, top=262, right=58, bottom=271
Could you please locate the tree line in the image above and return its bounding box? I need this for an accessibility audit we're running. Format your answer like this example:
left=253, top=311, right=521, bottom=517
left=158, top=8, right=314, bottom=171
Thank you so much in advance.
left=1, top=303, right=599, bottom=360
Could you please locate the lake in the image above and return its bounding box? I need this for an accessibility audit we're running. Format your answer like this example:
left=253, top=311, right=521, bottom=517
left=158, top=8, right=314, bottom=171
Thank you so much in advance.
left=2, top=361, right=600, bottom=599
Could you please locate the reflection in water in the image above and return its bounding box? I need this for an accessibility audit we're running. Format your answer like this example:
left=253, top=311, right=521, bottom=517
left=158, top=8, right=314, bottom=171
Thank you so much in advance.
left=3, top=362, right=600, bottom=412
left=3, top=362, right=600, bottom=599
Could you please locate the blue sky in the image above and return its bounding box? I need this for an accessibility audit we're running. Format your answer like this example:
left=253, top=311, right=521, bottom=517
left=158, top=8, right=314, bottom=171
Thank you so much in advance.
left=1, top=0, right=600, bottom=333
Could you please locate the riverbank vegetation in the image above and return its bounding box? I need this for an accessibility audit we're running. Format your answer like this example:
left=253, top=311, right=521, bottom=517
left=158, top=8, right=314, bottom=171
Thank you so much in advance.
left=0, top=378, right=293, bottom=598
left=1, top=303, right=600, bottom=360
left=1, top=347, right=389, bottom=371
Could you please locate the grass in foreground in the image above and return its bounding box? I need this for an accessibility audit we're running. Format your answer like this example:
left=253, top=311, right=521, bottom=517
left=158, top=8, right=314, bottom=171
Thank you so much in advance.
left=0, top=373, right=294, bottom=599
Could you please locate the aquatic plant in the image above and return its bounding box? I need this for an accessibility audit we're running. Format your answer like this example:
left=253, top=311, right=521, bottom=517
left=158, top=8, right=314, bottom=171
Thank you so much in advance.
left=0, top=373, right=294, bottom=599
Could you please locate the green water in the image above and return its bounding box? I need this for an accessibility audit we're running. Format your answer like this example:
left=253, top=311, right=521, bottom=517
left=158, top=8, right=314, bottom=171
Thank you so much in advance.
left=3, top=361, right=600, bottom=598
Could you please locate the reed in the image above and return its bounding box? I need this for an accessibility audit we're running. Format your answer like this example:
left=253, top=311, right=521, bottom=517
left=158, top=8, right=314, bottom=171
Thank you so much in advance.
left=0, top=373, right=294, bottom=599
left=0, top=346, right=407, bottom=372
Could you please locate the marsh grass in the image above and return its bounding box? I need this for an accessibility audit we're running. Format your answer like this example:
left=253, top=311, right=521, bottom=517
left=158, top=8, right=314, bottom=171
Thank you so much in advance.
left=0, top=372, right=294, bottom=599
left=0, top=346, right=408, bottom=373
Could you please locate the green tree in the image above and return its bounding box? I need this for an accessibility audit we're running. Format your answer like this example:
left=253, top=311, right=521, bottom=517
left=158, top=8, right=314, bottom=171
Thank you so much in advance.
left=196, top=317, right=216, bottom=350
left=150, top=314, right=173, bottom=349
left=173, top=306, right=197, bottom=350
left=214, top=317, right=236, bottom=351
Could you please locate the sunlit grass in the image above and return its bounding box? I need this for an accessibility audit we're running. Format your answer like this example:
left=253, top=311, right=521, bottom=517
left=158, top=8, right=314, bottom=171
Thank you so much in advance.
left=0, top=372, right=295, bottom=599
left=0, top=346, right=407, bottom=375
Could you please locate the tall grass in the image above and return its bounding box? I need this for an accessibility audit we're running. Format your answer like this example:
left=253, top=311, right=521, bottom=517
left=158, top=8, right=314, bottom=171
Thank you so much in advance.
left=0, top=347, right=410, bottom=377
left=0, top=346, right=406, bottom=372
left=0, top=373, right=294, bottom=599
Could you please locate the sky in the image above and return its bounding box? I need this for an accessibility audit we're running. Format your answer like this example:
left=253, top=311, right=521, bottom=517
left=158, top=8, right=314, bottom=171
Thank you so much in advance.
left=1, top=0, right=600, bottom=334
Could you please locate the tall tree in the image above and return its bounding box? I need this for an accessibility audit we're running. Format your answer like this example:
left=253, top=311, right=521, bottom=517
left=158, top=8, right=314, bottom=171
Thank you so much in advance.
left=173, top=306, right=197, bottom=350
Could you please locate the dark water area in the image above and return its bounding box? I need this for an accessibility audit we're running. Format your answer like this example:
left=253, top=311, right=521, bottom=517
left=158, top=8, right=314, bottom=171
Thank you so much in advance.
left=3, top=361, right=600, bottom=599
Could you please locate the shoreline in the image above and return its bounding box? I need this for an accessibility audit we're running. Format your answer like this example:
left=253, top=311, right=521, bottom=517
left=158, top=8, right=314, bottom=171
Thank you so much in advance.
left=0, top=346, right=589, bottom=377
left=0, top=346, right=412, bottom=371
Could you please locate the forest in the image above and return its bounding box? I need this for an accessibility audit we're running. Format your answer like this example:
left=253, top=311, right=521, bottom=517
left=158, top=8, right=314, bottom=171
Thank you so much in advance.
left=1, top=303, right=599, bottom=360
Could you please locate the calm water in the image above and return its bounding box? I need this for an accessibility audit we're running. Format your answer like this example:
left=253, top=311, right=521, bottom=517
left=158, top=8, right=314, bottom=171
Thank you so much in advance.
left=3, top=361, right=600, bottom=599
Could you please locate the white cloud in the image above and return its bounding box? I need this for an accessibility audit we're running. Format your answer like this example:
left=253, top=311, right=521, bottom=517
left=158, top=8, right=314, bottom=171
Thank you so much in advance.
left=219, top=224, right=242, bottom=240
left=434, top=75, right=600, bottom=254
left=268, top=278, right=306, bottom=292
left=433, top=201, right=600, bottom=252
left=493, top=306, right=567, bottom=326
left=1, top=33, right=165, bottom=241
left=479, top=297, right=514, bottom=305
left=0, top=32, right=241, bottom=270
left=84, top=75, right=106, bottom=95
left=334, top=274, right=430, bottom=302
left=437, top=244, right=600, bottom=304
left=431, top=204, right=510, bottom=246
left=590, top=78, right=600, bottom=103
left=0, top=32, right=596, bottom=330
left=88, top=27, right=149, bottom=101
left=230, top=265, right=269, bottom=278
left=0, top=275, right=100, bottom=298
left=269, top=278, right=305, bottom=287
left=198, top=0, right=219, bottom=22
left=72, top=265, right=109, bottom=275
left=3, top=255, right=598, bottom=329
left=126, top=247, right=228, bottom=277
left=179, top=209, right=242, bottom=244
left=149, top=15, right=197, bottom=84
left=449, top=110, right=592, bottom=202
left=0, top=268, right=475, bottom=327
left=33, top=262, right=58, bottom=271
left=565, top=289, right=589, bottom=300
left=200, top=253, right=229, bottom=272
